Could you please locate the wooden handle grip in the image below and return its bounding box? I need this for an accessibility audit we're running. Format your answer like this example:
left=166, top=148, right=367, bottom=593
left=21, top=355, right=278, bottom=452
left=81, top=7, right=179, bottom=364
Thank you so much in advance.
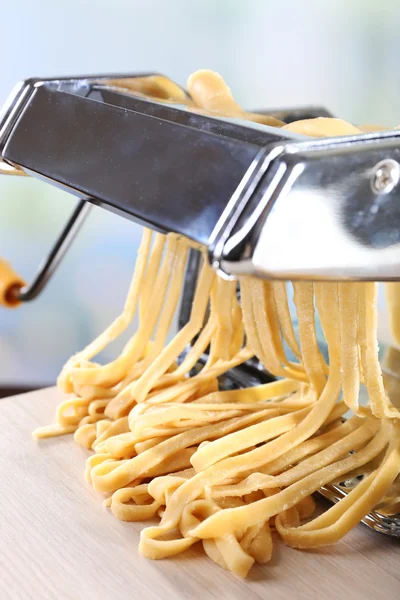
left=0, top=259, right=25, bottom=308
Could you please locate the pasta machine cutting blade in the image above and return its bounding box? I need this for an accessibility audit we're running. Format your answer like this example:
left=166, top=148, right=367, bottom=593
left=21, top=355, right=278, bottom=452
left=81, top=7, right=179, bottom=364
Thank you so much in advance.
left=1, top=72, right=400, bottom=289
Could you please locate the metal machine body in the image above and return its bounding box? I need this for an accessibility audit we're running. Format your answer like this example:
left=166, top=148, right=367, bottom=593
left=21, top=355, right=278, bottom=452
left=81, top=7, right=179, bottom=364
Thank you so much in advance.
left=1, top=73, right=400, bottom=283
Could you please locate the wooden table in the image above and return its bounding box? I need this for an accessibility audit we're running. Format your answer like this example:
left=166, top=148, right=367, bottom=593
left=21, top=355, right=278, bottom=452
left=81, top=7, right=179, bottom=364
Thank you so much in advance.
left=0, top=388, right=399, bottom=600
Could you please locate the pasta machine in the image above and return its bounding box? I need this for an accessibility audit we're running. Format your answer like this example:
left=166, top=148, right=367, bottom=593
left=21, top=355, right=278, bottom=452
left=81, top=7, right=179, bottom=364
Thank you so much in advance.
left=0, top=73, right=399, bottom=536
left=1, top=73, right=400, bottom=292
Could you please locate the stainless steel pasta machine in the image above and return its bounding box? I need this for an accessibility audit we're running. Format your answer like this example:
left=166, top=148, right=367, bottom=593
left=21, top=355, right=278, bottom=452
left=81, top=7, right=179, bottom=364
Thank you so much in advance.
left=0, top=73, right=399, bottom=537
left=1, top=73, right=400, bottom=298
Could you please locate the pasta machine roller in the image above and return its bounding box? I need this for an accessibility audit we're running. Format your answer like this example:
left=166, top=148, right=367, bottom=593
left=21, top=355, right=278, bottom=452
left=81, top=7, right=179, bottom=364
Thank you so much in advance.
left=0, top=73, right=399, bottom=538
left=1, top=72, right=400, bottom=300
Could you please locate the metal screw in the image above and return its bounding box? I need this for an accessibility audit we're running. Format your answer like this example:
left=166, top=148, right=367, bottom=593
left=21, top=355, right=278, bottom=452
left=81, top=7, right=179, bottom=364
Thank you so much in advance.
left=371, top=159, right=400, bottom=194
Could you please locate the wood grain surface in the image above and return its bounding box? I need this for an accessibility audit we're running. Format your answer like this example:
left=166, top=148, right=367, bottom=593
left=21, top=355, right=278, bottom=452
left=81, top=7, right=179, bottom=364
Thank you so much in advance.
left=0, top=387, right=399, bottom=600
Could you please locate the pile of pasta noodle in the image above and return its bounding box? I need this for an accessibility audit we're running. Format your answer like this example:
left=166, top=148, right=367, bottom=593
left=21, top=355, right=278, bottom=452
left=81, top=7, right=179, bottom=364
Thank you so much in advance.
left=33, top=70, right=400, bottom=578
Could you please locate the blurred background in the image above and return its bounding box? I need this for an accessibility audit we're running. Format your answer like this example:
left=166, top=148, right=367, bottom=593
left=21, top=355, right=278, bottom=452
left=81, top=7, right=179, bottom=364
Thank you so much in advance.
left=1, top=0, right=399, bottom=394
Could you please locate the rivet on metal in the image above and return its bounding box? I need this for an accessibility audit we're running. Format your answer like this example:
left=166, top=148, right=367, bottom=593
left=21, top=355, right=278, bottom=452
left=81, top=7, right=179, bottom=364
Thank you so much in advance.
left=371, top=159, right=400, bottom=194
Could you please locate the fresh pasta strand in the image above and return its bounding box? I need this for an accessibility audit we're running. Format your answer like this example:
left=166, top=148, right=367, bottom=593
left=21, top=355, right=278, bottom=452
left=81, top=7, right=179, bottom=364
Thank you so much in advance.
left=385, top=282, right=400, bottom=345
left=58, top=228, right=153, bottom=393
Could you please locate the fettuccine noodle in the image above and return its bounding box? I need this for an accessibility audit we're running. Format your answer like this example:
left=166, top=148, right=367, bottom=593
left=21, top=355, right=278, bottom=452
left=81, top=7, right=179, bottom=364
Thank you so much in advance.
left=386, top=282, right=400, bottom=346
left=31, top=70, right=400, bottom=578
